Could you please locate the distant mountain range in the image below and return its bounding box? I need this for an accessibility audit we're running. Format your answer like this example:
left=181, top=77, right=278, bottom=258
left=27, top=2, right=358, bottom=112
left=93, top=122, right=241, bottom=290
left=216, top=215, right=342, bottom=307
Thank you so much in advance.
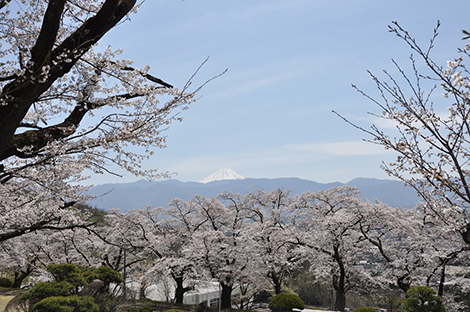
left=86, top=176, right=422, bottom=212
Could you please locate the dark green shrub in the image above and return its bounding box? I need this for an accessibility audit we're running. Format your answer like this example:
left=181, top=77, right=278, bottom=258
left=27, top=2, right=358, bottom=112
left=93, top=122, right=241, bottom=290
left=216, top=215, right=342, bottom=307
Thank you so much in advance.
left=20, top=281, right=75, bottom=303
left=353, top=308, right=377, bottom=312
left=80, top=265, right=99, bottom=284
left=269, top=293, right=304, bottom=312
left=139, top=307, right=154, bottom=312
left=196, top=301, right=208, bottom=312
left=95, top=265, right=124, bottom=285
left=18, top=264, right=124, bottom=312
left=47, top=263, right=87, bottom=288
left=0, top=277, right=13, bottom=288
left=195, top=301, right=219, bottom=312
left=402, top=286, right=446, bottom=312
left=32, top=295, right=99, bottom=312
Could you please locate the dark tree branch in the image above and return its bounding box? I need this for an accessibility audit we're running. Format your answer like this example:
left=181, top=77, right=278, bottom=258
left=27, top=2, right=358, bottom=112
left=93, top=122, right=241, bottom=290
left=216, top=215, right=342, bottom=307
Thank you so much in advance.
left=116, top=62, right=174, bottom=88
left=0, top=0, right=11, bottom=10
left=0, top=0, right=137, bottom=161
left=30, top=0, right=67, bottom=72
left=0, top=74, right=18, bottom=82
left=0, top=91, right=147, bottom=161
left=0, top=200, right=77, bottom=242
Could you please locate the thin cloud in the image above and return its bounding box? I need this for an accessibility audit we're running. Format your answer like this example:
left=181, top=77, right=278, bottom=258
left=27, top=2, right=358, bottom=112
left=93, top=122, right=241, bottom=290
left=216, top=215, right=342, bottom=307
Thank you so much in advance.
left=158, top=141, right=389, bottom=179
left=288, top=140, right=391, bottom=156
left=208, top=58, right=316, bottom=99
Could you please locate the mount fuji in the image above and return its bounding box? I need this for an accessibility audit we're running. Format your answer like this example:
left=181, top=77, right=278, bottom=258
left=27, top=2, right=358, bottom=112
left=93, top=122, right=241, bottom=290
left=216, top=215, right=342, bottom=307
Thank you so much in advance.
left=199, top=168, right=244, bottom=183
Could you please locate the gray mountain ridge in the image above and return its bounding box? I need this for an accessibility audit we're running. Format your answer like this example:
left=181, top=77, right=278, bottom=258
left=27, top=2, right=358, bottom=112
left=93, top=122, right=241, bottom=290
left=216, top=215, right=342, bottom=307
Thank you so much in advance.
left=87, top=177, right=421, bottom=212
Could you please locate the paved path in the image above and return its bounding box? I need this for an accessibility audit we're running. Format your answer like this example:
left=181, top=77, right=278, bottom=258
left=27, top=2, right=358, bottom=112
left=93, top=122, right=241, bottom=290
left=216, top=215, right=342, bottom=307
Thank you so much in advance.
left=0, top=288, right=25, bottom=312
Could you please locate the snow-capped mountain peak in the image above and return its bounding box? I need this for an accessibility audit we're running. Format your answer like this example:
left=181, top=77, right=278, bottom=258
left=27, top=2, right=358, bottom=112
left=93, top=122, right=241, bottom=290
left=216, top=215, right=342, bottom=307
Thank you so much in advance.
left=199, top=168, right=245, bottom=183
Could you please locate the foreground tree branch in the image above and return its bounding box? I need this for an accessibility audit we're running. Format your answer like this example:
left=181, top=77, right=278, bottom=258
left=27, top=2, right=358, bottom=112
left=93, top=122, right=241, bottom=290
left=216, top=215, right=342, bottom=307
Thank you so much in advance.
left=0, top=0, right=219, bottom=246
left=336, top=21, right=470, bottom=243
left=0, top=0, right=137, bottom=158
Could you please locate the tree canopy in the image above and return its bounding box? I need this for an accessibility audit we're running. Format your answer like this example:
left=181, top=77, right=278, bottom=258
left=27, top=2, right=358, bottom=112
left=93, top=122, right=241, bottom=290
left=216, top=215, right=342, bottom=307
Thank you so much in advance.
left=336, top=22, right=470, bottom=244
left=0, top=0, right=202, bottom=243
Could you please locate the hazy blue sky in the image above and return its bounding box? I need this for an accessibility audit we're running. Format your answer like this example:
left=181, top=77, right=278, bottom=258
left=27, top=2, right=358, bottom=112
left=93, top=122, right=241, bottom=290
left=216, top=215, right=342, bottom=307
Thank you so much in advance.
left=93, top=0, right=470, bottom=184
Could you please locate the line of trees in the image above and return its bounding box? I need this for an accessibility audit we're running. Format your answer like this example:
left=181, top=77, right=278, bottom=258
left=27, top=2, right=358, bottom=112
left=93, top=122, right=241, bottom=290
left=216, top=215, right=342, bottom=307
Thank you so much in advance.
left=2, top=187, right=470, bottom=311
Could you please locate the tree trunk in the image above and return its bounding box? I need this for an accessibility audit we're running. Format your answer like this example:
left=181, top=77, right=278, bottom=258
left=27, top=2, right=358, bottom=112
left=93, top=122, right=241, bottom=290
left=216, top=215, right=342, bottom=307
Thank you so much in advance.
left=333, top=246, right=346, bottom=312
left=438, top=266, right=446, bottom=297
left=333, top=271, right=346, bottom=312
left=173, top=275, right=192, bottom=304
left=220, top=282, right=233, bottom=309
left=274, top=282, right=282, bottom=295
left=335, top=292, right=346, bottom=312
left=397, top=274, right=411, bottom=293
left=12, top=270, right=31, bottom=288
left=139, top=281, right=147, bottom=299
left=12, top=261, right=36, bottom=289
left=270, top=272, right=282, bottom=295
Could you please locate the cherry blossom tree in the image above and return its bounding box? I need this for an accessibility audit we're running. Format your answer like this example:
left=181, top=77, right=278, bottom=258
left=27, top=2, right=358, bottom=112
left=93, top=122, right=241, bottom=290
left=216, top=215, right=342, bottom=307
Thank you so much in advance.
left=355, top=200, right=427, bottom=293
left=0, top=0, right=163, bottom=159
left=292, top=186, right=370, bottom=312
left=0, top=228, right=97, bottom=288
left=172, top=193, right=263, bottom=309
left=354, top=197, right=470, bottom=311
left=121, top=203, right=200, bottom=303
left=191, top=194, right=246, bottom=309
left=157, top=199, right=204, bottom=303
left=243, top=189, right=302, bottom=295
left=0, top=175, right=90, bottom=242
left=0, top=0, right=216, bottom=245
left=0, top=234, right=42, bottom=288
left=412, top=205, right=470, bottom=298
left=89, top=209, right=156, bottom=275
left=141, top=193, right=278, bottom=306
left=0, top=204, right=109, bottom=288
left=221, top=191, right=277, bottom=309
left=335, top=21, right=470, bottom=243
